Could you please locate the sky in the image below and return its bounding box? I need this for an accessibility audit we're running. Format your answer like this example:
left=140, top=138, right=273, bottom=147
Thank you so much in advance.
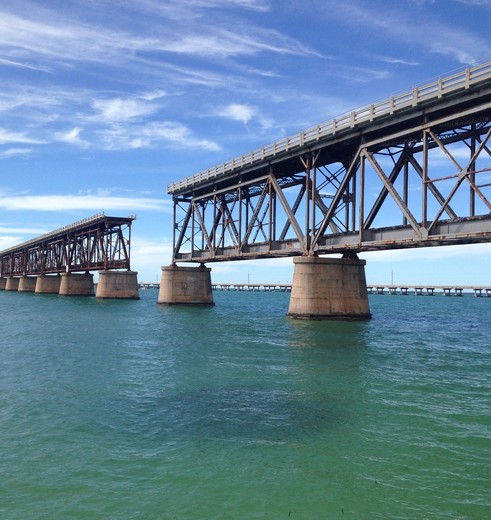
left=1, top=0, right=490, bottom=286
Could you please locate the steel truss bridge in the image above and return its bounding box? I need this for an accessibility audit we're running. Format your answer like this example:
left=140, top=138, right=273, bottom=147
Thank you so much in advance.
left=0, top=213, right=135, bottom=277
left=169, top=61, right=491, bottom=263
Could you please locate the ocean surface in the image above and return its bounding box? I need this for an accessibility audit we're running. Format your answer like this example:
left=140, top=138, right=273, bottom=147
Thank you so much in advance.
left=0, top=289, right=489, bottom=519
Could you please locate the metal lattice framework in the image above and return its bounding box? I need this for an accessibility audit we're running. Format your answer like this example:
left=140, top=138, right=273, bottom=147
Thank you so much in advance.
left=0, top=213, right=135, bottom=276
left=169, top=61, right=491, bottom=263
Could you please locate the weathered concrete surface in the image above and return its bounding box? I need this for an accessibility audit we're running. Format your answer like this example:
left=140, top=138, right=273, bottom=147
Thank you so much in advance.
left=35, top=274, right=62, bottom=294
left=287, top=256, right=371, bottom=320
left=59, top=272, right=95, bottom=296
left=96, top=270, right=140, bottom=299
left=5, top=277, right=20, bottom=291
left=158, top=264, right=214, bottom=305
left=0, top=278, right=7, bottom=290
left=18, top=276, right=37, bottom=292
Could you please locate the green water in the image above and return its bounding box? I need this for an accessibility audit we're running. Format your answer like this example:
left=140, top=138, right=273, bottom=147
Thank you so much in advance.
left=0, top=290, right=489, bottom=519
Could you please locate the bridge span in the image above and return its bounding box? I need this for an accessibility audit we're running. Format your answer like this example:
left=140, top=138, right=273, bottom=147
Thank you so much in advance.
left=159, top=60, right=491, bottom=319
left=0, top=213, right=139, bottom=298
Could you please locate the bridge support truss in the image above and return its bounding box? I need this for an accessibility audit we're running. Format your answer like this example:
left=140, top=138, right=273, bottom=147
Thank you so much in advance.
left=166, top=62, right=491, bottom=318
left=0, top=214, right=139, bottom=298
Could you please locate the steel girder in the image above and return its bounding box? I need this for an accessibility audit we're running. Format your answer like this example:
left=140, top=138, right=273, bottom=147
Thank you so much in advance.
left=0, top=214, right=134, bottom=276
left=172, top=115, right=491, bottom=263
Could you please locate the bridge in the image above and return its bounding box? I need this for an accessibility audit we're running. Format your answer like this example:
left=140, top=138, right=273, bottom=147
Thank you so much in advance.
left=0, top=213, right=139, bottom=298
left=159, top=60, right=491, bottom=319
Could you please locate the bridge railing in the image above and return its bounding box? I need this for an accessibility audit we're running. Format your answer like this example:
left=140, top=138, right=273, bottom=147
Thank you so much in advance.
left=168, top=60, right=491, bottom=194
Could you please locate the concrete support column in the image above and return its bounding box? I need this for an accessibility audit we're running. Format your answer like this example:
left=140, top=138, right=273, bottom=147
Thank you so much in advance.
left=158, top=264, right=214, bottom=305
left=287, top=256, right=371, bottom=320
left=18, top=276, right=37, bottom=292
left=0, top=278, right=7, bottom=290
left=35, top=274, right=62, bottom=294
left=59, top=272, right=94, bottom=296
left=96, top=270, right=140, bottom=299
left=5, top=277, right=20, bottom=291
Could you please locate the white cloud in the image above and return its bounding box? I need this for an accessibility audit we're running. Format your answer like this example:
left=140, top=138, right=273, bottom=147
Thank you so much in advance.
left=131, top=238, right=174, bottom=277
left=0, top=128, right=44, bottom=145
left=219, top=104, right=255, bottom=124
left=55, top=127, right=90, bottom=148
left=379, top=56, right=419, bottom=66
left=0, top=225, right=48, bottom=235
left=159, top=27, right=320, bottom=58
left=0, top=147, right=33, bottom=159
left=98, top=121, right=221, bottom=151
left=91, top=97, right=160, bottom=123
left=0, top=194, right=170, bottom=212
left=362, top=242, right=491, bottom=263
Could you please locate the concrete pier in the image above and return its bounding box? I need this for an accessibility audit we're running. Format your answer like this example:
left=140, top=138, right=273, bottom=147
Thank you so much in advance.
left=158, top=264, right=214, bottom=305
left=59, top=272, right=94, bottom=296
left=0, top=278, right=7, bottom=290
left=18, top=276, right=37, bottom=292
left=96, top=270, right=140, bottom=299
left=287, top=255, right=371, bottom=320
left=5, top=277, right=20, bottom=291
left=35, top=274, right=62, bottom=294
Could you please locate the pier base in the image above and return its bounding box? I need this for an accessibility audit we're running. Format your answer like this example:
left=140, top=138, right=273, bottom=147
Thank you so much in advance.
left=18, top=276, right=37, bottom=292
left=158, top=264, right=214, bottom=305
left=59, top=272, right=94, bottom=296
left=96, top=270, right=140, bottom=299
left=35, top=274, right=62, bottom=294
left=0, top=278, right=6, bottom=290
left=287, top=256, right=371, bottom=320
left=5, top=277, right=20, bottom=291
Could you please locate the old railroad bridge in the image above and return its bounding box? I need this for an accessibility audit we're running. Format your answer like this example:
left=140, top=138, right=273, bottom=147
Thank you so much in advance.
left=0, top=213, right=139, bottom=298
left=158, top=60, right=491, bottom=318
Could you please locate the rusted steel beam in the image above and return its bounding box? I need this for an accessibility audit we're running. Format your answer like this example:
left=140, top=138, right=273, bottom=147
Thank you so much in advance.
left=0, top=213, right=135, bottom=277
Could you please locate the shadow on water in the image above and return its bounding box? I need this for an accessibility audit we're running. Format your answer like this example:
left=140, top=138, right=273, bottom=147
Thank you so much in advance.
left=113, top=293, right=372, bottom=446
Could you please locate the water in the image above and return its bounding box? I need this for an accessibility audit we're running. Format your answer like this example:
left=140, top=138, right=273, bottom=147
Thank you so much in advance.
left=0, top=290, right=490, bottom=519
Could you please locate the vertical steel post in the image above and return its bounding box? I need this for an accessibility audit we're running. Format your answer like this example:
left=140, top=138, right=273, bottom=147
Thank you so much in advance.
left=351, top=170, right=356, bottom=232
left=403, top=161, right=409, bottom=226
left=304, top=156, right=311, bottom=253
left=172, top=198, right=177, bottom=263
left=422, top=128, right=428, bottom=229
left=359, top=154, right=365, bottom=243
left=470, top=126, right=476, bottom=217
left=311, top=158, right=316, bottom=248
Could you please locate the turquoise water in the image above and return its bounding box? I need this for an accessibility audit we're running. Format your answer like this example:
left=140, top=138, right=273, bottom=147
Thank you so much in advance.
left=0, top=290, right=490, bottom=519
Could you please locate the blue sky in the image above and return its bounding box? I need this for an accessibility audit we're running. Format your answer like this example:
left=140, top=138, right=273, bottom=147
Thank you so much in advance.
left=1, top=0, right=490, bottom=285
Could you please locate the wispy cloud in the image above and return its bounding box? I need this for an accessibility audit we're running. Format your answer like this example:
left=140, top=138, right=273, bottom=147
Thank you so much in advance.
left=0, top=147, right=34, bottom=159
left=364, top=243, right=491, bottom=263
left=0, top=128, right=45, bottom=145
left=378, top=56, right=419, bottom=66
left=91, top=95, right=164, bottom=123
left=323, top=0, right=491, bottom=64
left=96, top=121, right=221, bottom=151
left=54, top=127, right=90, bottom=148
left=0, top=194, right=170, bottom=212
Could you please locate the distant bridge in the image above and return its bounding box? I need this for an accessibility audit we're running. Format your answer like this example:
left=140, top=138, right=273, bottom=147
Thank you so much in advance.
left=168, top=61, right=491, bottom=263
left=0, top=214, right=139, bottom=298
left=0, top=213, right=134, bottom=276
left=145, top=280, right=491, bottom=297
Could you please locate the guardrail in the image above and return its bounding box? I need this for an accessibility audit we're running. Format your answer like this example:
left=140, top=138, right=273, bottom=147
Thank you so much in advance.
left=168, top=60, right=491, bottom=194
